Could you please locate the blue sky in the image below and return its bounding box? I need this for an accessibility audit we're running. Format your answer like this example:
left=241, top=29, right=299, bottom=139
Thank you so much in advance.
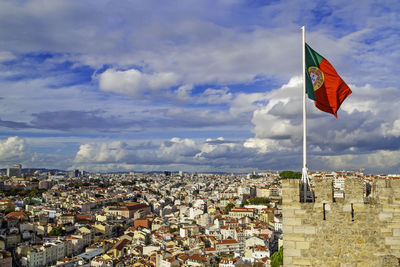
left=0, top=0, right=400, bottom=173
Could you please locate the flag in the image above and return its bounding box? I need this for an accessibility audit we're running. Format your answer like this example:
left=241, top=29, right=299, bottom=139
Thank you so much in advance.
left=305, top=43, right=352, bottom=117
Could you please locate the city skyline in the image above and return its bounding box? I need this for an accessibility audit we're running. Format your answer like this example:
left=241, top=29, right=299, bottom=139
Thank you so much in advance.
left=0, top=0, right=400, bottom=173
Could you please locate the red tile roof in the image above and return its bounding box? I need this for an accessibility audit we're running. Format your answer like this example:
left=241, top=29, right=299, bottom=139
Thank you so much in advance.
left=5, top=211, right=28, bottom=220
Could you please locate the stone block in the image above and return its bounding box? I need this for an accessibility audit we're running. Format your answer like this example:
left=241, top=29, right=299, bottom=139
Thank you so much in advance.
left=285, top=233, right=305, bottom=241
left=393, top=228, right=400, bottom=236
left=296, top=241, right=310, bottom=249
left=389, top=245, right=400, bottom=250
left=313, top=203, right=324, bottom=208
left=380, top=227, right=392, bottom=235
left=283, top=225, right=293, bottom=234
left=285, top=248, right=301, bottom=257
left=292, top=257, right=312, bottom=265
left=393, top=207, right=400, bottom=213
left=283, top=256, right=292, bottom=265
left=343, top=204, right=352, bottom=212
left=284, top=217, right=303, bottom=226
left=387, top=222, right=400, bottom=229
left=284, top=240, right=295, bottom=249
left=379, top=212, right=393, bottom=221
left=283, top=209, right=295, bottom=217
left=385, top=236, right=400, bottom=245
left=382, top=206, right=396, bottom=212
left=293, top=225, right=316, bottom=235
left=286, top=203, right=303, bottom=210
left=295, top=209, right=307, bottom=215
left=353, top=203, right=366, bottom=211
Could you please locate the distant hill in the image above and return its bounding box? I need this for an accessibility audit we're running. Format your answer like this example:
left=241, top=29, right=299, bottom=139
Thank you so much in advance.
left=0, top=168, right=67, bottom=174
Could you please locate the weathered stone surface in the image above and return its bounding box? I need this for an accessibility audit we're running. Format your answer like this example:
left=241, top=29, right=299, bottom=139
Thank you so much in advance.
left=285, top=248, right=301, bottom=257
left=284, top=217, right=303, bottom=226
left=393, top=228, right=400, bottom=236
left=282, top=178, right=400, bottom=266
left=292, top=257, right=312, bottom=265
left=285, top=233, right=305, bottom=242
left=295, top=241, right=309, bottom=250
left=379, top=212, right=393, bottom=221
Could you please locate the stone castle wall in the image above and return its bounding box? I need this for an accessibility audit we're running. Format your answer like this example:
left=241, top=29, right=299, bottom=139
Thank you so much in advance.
left=282, top=178, right=400, bottom=266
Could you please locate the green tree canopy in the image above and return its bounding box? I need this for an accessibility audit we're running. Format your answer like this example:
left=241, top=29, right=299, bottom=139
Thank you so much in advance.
left=242, top=197, right=270, bottom=206
left=279, top=170, right=301, bottom=179
left=49, top=226, right=66, bottom=236
left=271, top=247, right=283, bottom=267
left=224, top=203, right=235, bottom=214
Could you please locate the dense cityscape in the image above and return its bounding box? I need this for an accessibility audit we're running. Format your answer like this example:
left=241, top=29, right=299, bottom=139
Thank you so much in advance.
left=0, top=164, right=397, bottom=266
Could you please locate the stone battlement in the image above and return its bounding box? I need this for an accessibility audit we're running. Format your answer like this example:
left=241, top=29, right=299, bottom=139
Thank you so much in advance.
left=282, top=178, right=400, bottom=266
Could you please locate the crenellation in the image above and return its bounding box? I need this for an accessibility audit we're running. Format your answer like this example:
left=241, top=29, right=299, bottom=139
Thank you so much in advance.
left=282, top=177, right=400, bottom=266
left=313, top=178, right=333, bottom=203
left=344, top=178, right=364, bottom=203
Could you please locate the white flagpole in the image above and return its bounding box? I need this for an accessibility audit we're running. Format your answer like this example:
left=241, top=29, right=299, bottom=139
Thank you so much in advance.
left=301, top=26, right=308, bottom=202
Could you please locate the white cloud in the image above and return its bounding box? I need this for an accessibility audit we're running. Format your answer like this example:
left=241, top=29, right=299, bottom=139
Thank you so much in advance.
left=197, top=87, right=232, bottom=104
left=74, top=138, right=201, bottom=166
left=98, top=69, right=180, bottom=97
left=316, top=150, right=400, bottom=173
left=386, top=120, right=400, bottom=137
left=251, top=76, right=302, bottom=141
left=74, top=141, right=129, bottom=163
left=244, top=138, right=289, bottom=154
left=159, top=138, right=200, bottom=158
left=175, top=84, right=193, bottom=101
left=0, top=136, right=26, bottom=163
left=229, top=92, right=268, bottom=117
left=73, top=137, right=263, bottom=172
left=0, top=51, right=16, bottom=62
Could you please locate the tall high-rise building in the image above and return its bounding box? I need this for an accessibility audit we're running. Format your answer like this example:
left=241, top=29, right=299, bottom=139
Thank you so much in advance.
left=6, top=164, right=22, bottom=177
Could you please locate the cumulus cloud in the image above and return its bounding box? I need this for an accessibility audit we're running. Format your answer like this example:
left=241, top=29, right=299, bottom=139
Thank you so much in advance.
left=74, top=138, right=202, bottom=166
left=160, top=138, right=200, bottom=158
left=73, top=137, right=259, bottom=171
left=229, top=92, right=268, bottom=117
left=75, top=141, right=129, bottom=163
left=0, top=137, right=26, bottom=163
left=98, top=69, right=180, bottom=97
left=0, top=136, right=77, bottom=169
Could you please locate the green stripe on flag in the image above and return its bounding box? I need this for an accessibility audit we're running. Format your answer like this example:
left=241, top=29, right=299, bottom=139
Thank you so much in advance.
left=305, top=43, right=324, bottom=101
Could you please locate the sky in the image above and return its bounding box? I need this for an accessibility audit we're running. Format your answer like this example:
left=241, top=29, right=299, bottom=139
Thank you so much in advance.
left=0, top=0, right=400, bottom=174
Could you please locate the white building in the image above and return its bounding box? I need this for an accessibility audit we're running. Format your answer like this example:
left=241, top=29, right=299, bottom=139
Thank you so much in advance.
left=215, top=239, right=241, bottom=255
left=26, top=240, right=72, bottom=267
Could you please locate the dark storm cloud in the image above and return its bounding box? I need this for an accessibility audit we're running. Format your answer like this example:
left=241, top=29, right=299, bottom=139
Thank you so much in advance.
left=30, top=110, right=128, bottom=131
left=0, top=119, right=31, bottom=129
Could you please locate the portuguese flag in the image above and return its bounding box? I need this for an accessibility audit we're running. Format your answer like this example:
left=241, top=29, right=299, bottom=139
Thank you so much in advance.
left=305, top=43, right=352, bottom=117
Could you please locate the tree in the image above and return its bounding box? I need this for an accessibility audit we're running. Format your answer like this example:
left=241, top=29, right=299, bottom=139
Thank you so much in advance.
left=27, top=188, right=46, bottom=198
left=144, top=234, right=152, bottom=245
left=279, top=170, right=301, bottom=179
left=168, top=227, right=178, bottom=233
left=271, top=247, right=283, bottom=267
left=242, top=197, right=270, bottom=206
left=224, top=203, right=235, bottom=214
left=49, top=226, right=66, bottom=236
